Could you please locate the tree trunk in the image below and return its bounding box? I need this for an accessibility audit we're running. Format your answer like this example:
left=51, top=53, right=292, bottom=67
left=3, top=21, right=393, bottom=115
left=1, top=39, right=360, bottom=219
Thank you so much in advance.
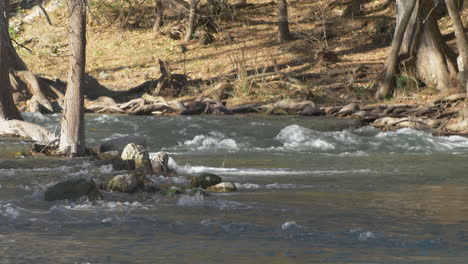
left=184, top=0, right=199, bottom=42
left=0, top=0, right=23, bottom=121
left=59, top=0, right=86, bottom=156
left=278, top=0, right=290, bottom=43
left=445, top=0, right=468, bottom=90
left=376, top=0, right=417, bottom=99
left=343, top=0, right=361, bottom=17
left=152, top=0, right=164, bottom=32
left=377, top=0, right=458, bottom=98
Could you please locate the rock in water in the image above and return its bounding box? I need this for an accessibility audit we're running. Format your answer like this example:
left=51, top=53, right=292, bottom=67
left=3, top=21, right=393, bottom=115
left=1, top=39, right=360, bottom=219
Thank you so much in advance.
left=190, top=173, right=222, bottom=189
left=121, top=143, right=152, bottom=172
left=151, top=151, right=169, bottom=172
left=44, top=177, right=102, bottom=201
left=206, top=182, right=238, bottom=192
left=186, top=187, right=210, bottom=197
left=107, top=174, right=143, bottom=193
left=99, top=136, right=147, bottom=154
left=151, top=151, right=176, bottom=176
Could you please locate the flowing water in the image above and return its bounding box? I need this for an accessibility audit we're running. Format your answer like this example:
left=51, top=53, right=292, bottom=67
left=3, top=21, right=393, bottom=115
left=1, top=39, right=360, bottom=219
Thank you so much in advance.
left=2, top=113, right=468, bottom=263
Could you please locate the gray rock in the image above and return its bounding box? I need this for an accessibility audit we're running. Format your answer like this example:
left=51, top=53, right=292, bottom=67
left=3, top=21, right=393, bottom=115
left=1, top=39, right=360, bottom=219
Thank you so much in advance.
left=186, top=187, right=210, bottom=197
left=206, top=182, right=238, bottom=192
left=301, top=106, right=326, bottom=116
left=45, top=177, right=102, bottom=201
left=107, top=174, right=143, bottom=193
left=151, top=151, right=169, bottom=173
left=338, top=103, right=360, bottom=116
left=121, top=143, right=152, bottom=172
left=99, top=136, right=147, bottom=154
left=190, top=173, right=222, bottom=189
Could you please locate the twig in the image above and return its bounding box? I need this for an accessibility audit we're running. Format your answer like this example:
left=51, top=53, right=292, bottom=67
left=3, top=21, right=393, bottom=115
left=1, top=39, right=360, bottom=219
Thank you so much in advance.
left=38, top=1, right=53, bottom=26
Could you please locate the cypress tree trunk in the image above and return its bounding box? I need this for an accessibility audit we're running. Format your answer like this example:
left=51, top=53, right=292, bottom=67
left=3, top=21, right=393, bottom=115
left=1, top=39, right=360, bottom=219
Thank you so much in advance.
left=152, top=0, right=164, bottom=32
left=59, top=0, right=86, bottom=156
left=0, top=0, right=23, bottom=121
left=278, top=0, right=290, bottom=43
left=377, top=0, right=458, bottom=98
left=184, top=0, right=199, bottom=42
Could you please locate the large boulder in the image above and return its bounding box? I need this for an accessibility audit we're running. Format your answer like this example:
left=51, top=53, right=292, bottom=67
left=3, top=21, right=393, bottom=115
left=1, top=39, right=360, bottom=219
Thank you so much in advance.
left=107, top=174, right=144, bottom=193
left=190, top=173, right=222, bottom=189
left=44, top=177, right=102, bottom=201
left=99, top=135, right=147, bottom=154
left=206, top=182, right=238, bottom=192
left=121, top=143, right=152, bottom=172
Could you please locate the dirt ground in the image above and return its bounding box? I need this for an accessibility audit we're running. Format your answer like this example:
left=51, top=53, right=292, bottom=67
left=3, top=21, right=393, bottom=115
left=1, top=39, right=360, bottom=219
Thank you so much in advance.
left=10, top=0, right=468, bottom=107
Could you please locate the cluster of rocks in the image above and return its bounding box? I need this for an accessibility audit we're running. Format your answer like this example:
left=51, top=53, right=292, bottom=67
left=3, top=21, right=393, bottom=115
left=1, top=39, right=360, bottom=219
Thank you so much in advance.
left=44, top=135, right=238, bottom=202
left=322, top=93, right=468, bottom=135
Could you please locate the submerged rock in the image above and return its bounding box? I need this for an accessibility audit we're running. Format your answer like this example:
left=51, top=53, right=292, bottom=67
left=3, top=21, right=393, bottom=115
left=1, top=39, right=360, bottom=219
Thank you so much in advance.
left=107, top=174, right=144, bottom=193
left=99, top=136, right=147, bottom=154
left=44, top=177, right=102, bottom=201
left=167, top=186, right=184, bottom=196
left=206, top=182, right=238, bottom=192
left=121, top=143, right=152, bottom=172
left=186, top=187, right=210, bottom=197
left=190, top=173, right=222, bottom=189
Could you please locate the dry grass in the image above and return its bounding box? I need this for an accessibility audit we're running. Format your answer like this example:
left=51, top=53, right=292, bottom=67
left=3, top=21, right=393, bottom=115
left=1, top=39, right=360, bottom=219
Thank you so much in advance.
left=11, top=0, right=468, bottom=105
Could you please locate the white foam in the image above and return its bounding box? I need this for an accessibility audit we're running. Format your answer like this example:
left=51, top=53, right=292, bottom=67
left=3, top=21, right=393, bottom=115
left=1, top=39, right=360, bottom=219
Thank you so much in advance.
left=234, top=183, right=261, bottom=190
left=99, top=165, right=113, bottom=174
left=1, top=203, right=20, bottom=219
left=174, top=164, right=375, bottom=177
left=149, top=175, right=190, bottom=185
left=281, top=221, right=302, bottom=231
left=275, top=125, right=335, bottom=150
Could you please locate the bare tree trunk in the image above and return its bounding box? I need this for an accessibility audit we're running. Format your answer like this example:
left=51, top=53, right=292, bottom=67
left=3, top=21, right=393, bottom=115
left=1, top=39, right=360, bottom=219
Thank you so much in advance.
left=0, top=0, right=23, bottom=121
left=445, top=0, right=468, bottom=90
left=60, top=0, right=86, bottom=156
left=152, top=0, right=164, bottom=32
left=377, top=0, right=458, bottom=99
left=184, top=0, right=199, bottom=42
left=343, top=0, right=361, bottom=17
left=399, top=0, right=457, bottom=90
left=376, top=0, right=417, bottom=99
left=278, top=0, right=290, bottom=43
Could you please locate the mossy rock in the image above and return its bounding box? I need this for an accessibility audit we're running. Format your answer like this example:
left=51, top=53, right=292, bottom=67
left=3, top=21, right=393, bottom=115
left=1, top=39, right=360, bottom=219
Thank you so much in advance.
left=190, top=173, right=222, bottom=189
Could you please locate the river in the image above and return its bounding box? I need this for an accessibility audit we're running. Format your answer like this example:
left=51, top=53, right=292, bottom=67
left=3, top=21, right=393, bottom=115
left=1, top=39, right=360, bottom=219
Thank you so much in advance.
left=2, top=113, right=468, bottom=263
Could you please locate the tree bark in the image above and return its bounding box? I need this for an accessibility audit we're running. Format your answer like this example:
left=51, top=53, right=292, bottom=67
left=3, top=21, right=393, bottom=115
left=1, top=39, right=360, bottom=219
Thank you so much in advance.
left=0, top=0, right=23, bottom=121
left=445, top=0, right=468, bottom=90
left=184, top=0, right=199, bottom=42
left=376, top=0, right=417, bottom=99
left=377, top=0, right=458, bottom=99
left=60, top=0, right=86, bottom=156
left=152, top=0, right=164, bottom=32
left=278, top=0, right=290, bottom=43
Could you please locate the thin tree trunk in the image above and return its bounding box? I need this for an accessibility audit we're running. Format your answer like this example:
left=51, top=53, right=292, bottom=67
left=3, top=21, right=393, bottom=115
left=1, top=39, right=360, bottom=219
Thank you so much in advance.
left=60, top=0, right=86, bottom=156
left=343, top=0, right=361, bottom=17
left=0, top=0, right=23, bottom=120
left=152, top=0, right=164, bottom=32
left=445, top=0, right=468, bottom=90
left=278, top=0, right=290, bottom=43
left=184, top=0, right=199, bottom=42
left=376, top=0, right=417, bottom=99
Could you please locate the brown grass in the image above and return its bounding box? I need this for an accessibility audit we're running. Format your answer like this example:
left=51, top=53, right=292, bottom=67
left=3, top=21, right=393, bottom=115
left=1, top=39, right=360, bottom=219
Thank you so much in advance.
left=11, top=0, right=468, bottom=105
